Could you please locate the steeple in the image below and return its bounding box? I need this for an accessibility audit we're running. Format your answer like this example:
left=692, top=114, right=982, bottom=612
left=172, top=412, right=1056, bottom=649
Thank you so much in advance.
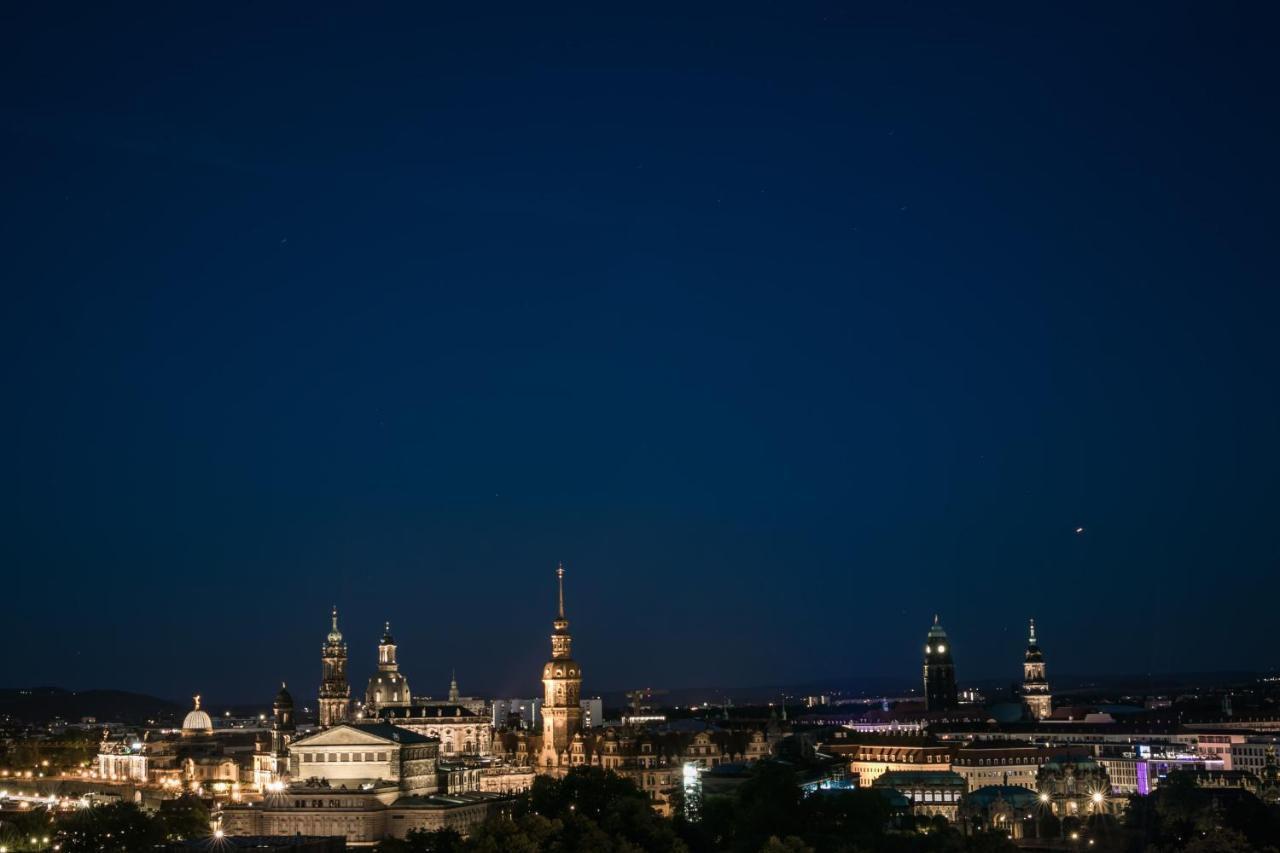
left=550, top=564, right=572, bottom=657
left=557, top=562, right=566, bottom=620
left=318, top=606, right=350, bottom=728
left=540, top=562, right=584, bottom=769
left=1022, top=617, right=1052, bottom=720
left=448, top=669, right=460, bottom=703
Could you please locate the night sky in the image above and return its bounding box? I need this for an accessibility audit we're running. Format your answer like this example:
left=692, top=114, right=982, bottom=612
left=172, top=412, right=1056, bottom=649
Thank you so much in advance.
left=3, top=2, right=1277, bottom=706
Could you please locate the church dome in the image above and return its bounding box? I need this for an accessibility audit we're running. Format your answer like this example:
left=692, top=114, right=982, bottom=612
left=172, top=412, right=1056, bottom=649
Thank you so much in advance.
left=275, top=683, right=294, bottom=707
left=366, top=671, right=411, bottom=707
left=182, top=696, right=213, bottom=733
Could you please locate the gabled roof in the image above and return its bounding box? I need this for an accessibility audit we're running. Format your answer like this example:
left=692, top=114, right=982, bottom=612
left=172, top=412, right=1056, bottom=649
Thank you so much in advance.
left=292, top=722, right=437, bottom=748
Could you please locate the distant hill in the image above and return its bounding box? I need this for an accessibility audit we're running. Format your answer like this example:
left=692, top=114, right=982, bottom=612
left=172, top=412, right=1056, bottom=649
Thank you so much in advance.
left=0, top=687, right=184, bottom=725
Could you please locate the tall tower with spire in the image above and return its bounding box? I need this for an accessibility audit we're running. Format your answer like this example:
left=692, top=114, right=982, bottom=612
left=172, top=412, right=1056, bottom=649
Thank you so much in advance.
left=539, top=563, right=583, bottom=770
left=448, top=670, right=460, bottom=703
left=923, top=615, right=958, bottom=712
left=318, top=606, right=350, bottom=728
left=1022, top=618, right=1052, bottom=719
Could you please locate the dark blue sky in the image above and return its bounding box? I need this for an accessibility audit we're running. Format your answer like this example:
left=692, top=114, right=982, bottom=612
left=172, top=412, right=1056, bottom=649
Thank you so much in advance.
left=2, top=2, right=1277, bottom=705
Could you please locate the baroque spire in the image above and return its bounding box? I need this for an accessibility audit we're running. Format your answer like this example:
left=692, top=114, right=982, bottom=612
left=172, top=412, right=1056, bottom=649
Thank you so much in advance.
left=557, top=562, right=566, bottom=619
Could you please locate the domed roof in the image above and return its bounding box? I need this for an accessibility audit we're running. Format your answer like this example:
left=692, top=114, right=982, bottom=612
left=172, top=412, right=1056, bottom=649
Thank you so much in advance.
left=183, top=695, right=213, bottom=732
left=927, top=614, right=949, bottom=639
left=380, top=621, right=395, bottom=645
left=275, top=683, right=294, bottom=707
left=966, top=785, right=1041, bottom=808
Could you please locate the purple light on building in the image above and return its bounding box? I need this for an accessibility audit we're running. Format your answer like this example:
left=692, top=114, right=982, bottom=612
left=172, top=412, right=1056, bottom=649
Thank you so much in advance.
left=1136, top=761, right=1150, bottom=796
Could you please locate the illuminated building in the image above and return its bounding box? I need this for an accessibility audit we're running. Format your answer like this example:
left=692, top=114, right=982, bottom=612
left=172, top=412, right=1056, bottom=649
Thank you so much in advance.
left=97, top=737, right=148, bottom=783
left=364, top=624, right=411, bottom=712
left=1021, top=619, right=1052, bottom=720
left=871, top=770, right=966, bottom=820
left=221, top=722, right=510, bottom=843
left=952, top=741, right=1089, bottom=793
left=819, top=731, right=957, bottom=787
left=318, top=607, right=351, bottom=728
left=358, top=632, right=494, bottom=757
left=923, top=615, right=958, bottom=712
left=958, top=785, right=1041, bottom=839
left=537, top=564, right=583, bottom=771
left=252, top=684, right=296, bottom=790
left=373, top=701, right=493, bottom=758
left=1035, top=755, right=1114, bottom=817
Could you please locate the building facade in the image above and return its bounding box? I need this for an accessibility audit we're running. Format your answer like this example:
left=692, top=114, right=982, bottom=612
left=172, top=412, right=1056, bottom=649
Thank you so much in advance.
left=222, top=722, right=511, bottom=843
left=871, top=770, right=967, bottom=820
left=819, top=732, right=957, bottom=787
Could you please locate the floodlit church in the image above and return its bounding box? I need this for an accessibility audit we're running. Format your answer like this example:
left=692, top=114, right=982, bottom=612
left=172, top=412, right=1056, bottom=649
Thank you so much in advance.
left=362, top=623, right=493, bottom=757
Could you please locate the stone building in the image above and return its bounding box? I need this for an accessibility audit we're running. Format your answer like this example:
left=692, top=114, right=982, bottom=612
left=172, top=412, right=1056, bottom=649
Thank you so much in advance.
left=373, top=703, right=492, bottom=758
left=819, top=732, right=957, bottom=787
left=871, top=769, right=967, bottom=820
left=958, top=785, right=1041, bottom=839
left=318, top=608, right=351, bottom=728
left=99, top=694, right=275, bottom=798
left=1036, top=754, right=1115, bottom=819
left=220, top=721, right=510, bottom=844
left=353, top=626, right=494, bottom=757
left=252, top=684, right=297, bottom=791
left=951, top=741, right=1088, bottom=793
left=364, top=624, right=412, bottom=712
left=1021, top=619, right=1052, bottom=720
left=923, top=615, right=958, bottom=712
left=538, top=564, right=584, bottom=772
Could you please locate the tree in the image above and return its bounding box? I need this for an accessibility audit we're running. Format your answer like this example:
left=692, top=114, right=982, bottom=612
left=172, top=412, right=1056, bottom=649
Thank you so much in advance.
left=0, top=806, right=58, bottom=852
left=376, top=827, right=466, bottom=853
left=156, top=794, right=211, bottom=840
left=59, top=802, right=167, bottom=853
left=760, top=836, right=814, bottom=853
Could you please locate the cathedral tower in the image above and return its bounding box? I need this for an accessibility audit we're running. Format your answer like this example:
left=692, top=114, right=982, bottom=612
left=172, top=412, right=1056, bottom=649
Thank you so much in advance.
left=1022, top=618, right=1052, bottom=720
left=539, top=564, right=583, bottom=769
left=923, top=615, right=958, bottom=712
left=365, top=622, right=411, bottom=710
left=318, top=606, right=350, bottom=728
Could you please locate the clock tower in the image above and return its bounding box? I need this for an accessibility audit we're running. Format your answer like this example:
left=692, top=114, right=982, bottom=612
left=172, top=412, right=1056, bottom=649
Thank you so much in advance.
left=923, top=615, right=958, bottom=712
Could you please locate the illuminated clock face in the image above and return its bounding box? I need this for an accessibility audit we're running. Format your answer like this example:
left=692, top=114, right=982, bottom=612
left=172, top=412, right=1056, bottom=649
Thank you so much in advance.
left=938, top=644, right=946, bottom=653
left=926, top=645, right=932, bottom=653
